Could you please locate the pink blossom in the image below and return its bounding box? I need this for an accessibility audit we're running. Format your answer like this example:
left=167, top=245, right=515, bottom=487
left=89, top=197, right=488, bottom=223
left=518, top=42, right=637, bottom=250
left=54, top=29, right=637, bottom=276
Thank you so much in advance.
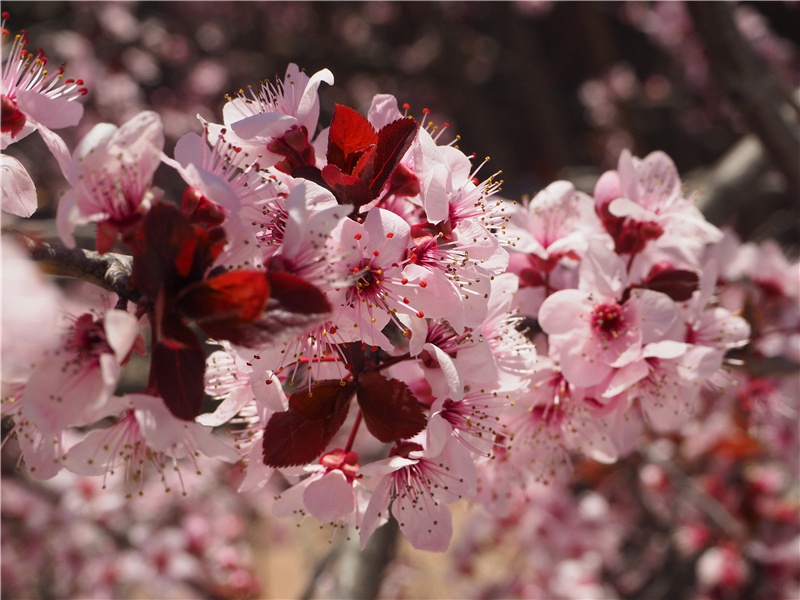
left=1, top=21, right=86, bottom=216
left=20, top=309, right=139, bottom=438
left=359, top=439, right=476, bottom=551
left=56, top=111, right=165, bottom=252
left=64, top=394, right=239, bottom=496
left=595, top=150, right=722, bottom=272
left=218, top=64, right=333, bottom=169
left=327, top=207, right=458, bottom=349
left=539, top=240, right=677, bottom=389
left=273, top=449, right=366, bottom=527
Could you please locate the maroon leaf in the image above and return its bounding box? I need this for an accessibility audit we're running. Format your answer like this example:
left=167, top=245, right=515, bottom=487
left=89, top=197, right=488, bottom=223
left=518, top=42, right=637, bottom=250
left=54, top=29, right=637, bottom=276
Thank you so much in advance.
left=641, top=268, right=700, bottom=302
left=321, top=164, right=374, bottom=208
left=152, top=319, right=206, bottom=421
left=129, top=202, right=222, bottom=302
left=362, top=117, right=419, bottom=197
left=327, top=104, right=377, bottom=175
left=177, top=270, right=270, bottom=324
left=268, top=271, right=332, bottom=316
left=356, top=371, right=427, bottom=443
left=262, top=380, right=356, bottom=467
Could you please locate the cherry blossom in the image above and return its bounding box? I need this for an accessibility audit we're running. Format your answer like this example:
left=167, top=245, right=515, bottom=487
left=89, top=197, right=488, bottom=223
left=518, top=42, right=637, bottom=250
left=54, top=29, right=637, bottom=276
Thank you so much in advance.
left=56, top=110, right=165, bottom=252
left=1, top=15, right=86, bottom=216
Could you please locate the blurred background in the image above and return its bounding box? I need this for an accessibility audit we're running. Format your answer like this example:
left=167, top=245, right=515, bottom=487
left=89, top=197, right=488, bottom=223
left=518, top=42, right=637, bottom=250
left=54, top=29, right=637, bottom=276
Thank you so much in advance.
left=2, top=2, right=799, bottom=599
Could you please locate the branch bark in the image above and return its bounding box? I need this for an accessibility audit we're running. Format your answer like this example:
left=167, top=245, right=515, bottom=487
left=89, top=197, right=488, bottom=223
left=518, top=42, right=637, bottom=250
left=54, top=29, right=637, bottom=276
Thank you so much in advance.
left=15, top=233, right=141, bottom=304
left=688, top=3, right=800, bottom=198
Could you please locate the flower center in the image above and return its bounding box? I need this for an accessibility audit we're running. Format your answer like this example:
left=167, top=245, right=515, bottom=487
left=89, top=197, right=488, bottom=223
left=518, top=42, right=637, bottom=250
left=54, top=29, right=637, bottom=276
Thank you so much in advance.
left=1, top=95, right=26, bottom=138
left=591, top=302, right=627, bottom=340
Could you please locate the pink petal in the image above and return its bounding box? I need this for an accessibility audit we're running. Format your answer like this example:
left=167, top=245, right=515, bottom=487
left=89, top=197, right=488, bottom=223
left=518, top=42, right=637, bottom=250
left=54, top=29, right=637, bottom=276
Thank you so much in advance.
left=538, top=290, right=591, bottom=336
left=0, top=154, right=37, bottom=217
left=17, top=89, right=83, bottom=130
left=593, top=170, right=622, bottom=207
left=295, top=67, right=334, bottom=133
left=367, top=93, right=403, bottom=129
left=230, top=112, right=296, bottom=141
left=104, top=309, right=140, bottom=362
left=304, top=470, right=356, bottom=522
left=396, top=493, right=453, bottom=552
left=635, top=289, right=678, bottom=343
left=36, top=125, right=73, bottom=179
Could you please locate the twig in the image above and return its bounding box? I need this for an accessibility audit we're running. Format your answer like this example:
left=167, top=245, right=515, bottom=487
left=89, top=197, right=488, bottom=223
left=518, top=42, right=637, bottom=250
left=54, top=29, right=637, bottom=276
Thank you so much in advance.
left=14, top=232, right=142, bottom=304
left=688, top=3, right=800, bottom=198
left=333, top=518, right=399, bottom=600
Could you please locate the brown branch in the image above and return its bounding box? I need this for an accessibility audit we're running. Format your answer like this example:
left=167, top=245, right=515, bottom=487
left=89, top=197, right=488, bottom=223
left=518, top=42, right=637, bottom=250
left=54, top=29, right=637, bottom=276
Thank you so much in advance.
left=688, top=3, right=800, bottom=198
left=14, top=233, right=142, bottom=305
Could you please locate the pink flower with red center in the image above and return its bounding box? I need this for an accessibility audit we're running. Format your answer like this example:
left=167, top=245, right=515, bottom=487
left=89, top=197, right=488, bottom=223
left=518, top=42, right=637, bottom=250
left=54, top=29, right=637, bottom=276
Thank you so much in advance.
left=502, top=365, right=617, bottom=484
left=217, top=64, right=333, bottom=170
left=359, top=438, right=476, bottom=551
left=593, top=149, right=721, bottom=269
left=64, top=393, right=239, bottom=497
left=1, top=16, right=86, bottom=217
left=273, top=449, right=367, bottom=527
left=327, top=207, right=457, bottom=349
left=539, top=240, right=678, bottom=390
left=56, top=111, right=165, bottom=253
left=20, top=309, right=140, bottom=438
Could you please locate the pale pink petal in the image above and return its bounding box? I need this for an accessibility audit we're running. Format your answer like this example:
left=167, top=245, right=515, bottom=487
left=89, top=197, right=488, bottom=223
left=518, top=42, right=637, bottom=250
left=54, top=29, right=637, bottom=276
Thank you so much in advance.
left=229, top=112, right=296, bottom=141
left=579, top=240, right=627, bottom=298
left=367, top=93, right=404, bottom=129
left=421, top=342, right=463, bottom=401
left=17, top=89, right=83, bottom=129
left=22, top=358, right=109, bottom=436
left=635, top=289, right=678, bottom=343
left=304, top=470, right=356, bottom=522
left=103, top=309, right=140, bottom=362
left=36, top=125, right=73, bottom=179
left=0, top=154, right=37, bottom=217
left=559, top=337, right=613, bottom=388
left=295, top=67, right=334, bottom=133
left=272, top=477, right=313, bottom=518
left=593, top=170, right=622, bottom=206
left=538, top=290, right=591, bottom=336
left=17, top=424, right=65, bottom=480
left=250, top=363, right=288, bottom=413
left=603, top=360, right=650, bottom=398
left=396, top=492, right=453, bottom=552
left=608, top=196, right=654, bottom=220
left=359, top=470, right=394, bottom=550
left=55, top=189, right=80, bottom=248
left=425, top=404, right=454, bottom=458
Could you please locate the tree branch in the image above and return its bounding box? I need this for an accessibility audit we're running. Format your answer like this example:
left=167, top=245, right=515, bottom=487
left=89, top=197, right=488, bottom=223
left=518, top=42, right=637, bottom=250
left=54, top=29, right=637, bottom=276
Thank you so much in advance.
left=688, top=3, right=800, bottom=197
left=15, top=233, right=142, bottom=305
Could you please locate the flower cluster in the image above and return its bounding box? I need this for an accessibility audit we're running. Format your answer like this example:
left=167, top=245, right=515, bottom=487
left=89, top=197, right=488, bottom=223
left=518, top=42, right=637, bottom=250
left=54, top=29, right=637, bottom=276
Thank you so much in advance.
left=0, top=18, right=765, bottom=558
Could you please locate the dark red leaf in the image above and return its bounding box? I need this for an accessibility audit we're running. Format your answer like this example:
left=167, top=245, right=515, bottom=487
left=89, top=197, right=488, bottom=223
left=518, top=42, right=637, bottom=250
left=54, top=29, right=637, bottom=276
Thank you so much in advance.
left=327, top=104, right=377, bottom=175
left=129, top=202, right=221, bottom=302
left=641, top=268, right=700, bottom=302
left=361, top=117, right=419, bottom=197
left=356, top=371, right=427, bottom=443
left=177, top=270, right=270, bottom=324
left=200, top=271, right=331, bottom=348
left=321, top=164, right=374, bottom=208
left=262, top=380, right=356, bottom=467
left=289, top=379, right=357, bottom=420
left=152, top=320, right=205, bottom=420
left=268, top=271, right=332, bottom=316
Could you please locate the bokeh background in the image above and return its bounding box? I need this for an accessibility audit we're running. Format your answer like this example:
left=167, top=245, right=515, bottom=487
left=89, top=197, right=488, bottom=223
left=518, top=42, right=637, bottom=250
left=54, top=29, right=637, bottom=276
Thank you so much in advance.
left=2, top=2, right=798, bottom=599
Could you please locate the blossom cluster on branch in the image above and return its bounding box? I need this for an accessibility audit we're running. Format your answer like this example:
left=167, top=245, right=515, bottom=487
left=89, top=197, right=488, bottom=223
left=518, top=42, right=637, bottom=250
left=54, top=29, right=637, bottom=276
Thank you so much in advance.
left=1, top=13, right=793, bottom=572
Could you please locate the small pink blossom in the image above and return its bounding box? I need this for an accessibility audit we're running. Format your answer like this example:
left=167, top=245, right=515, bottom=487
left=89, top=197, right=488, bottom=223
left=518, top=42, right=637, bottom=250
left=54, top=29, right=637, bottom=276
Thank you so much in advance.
left=1, top=21, right=86, bottom=216
left=359, top=438, right=475, bottom=551
left=56, top=111, right=165, bottom=252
